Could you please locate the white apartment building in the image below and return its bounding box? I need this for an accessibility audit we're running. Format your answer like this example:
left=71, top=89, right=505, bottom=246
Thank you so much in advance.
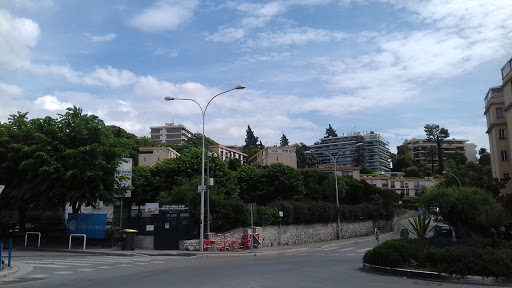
left=150, top=123, right=193, bottom=145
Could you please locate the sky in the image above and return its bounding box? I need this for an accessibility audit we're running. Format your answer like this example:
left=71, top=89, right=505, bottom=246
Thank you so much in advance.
left=1, top=0, right=512, bottom=154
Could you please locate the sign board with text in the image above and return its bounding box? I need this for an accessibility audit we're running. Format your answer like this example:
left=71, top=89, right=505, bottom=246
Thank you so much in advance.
left=116, top=158, right=132, bottom=197
left=67, top=213, right=107, bottom=239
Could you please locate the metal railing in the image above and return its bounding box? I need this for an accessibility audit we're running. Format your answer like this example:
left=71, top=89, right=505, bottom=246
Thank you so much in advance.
left=69, top=234, right=86, bottom=250
left=25, top=232, right=41, bottom=248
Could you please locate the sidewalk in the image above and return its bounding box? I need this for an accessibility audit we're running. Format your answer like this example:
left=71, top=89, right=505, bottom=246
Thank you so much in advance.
left=14, top=231, right=392, bottom=257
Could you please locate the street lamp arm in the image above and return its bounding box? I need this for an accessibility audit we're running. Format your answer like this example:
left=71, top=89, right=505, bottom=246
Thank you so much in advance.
left=204, top=85, right=245, bottom=115
left=164, top=97, right=204, bottom=115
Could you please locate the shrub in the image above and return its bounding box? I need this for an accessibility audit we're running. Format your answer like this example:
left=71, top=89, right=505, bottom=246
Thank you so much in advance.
left=254, top=206, right=280, bottom=226
left=363, top=239, right=424, bottom=268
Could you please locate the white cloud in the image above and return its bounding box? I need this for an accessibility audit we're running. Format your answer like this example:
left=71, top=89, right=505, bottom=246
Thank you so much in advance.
left=34, top=95, right=72, bottom=111
left=0, top=82, right=23, bottom=97
left=83, top=66, right=137, bottom=88
left=85, top=33, right=117, bottom=43
left=251, top=27, right=348, bottom=48
left=206, top=28, right=245, bottom=43
left=130, top=0, right=198, bottom=32
left=0, top=9, right=40, bottom=68
left=154, top=48, right=179, bottom=58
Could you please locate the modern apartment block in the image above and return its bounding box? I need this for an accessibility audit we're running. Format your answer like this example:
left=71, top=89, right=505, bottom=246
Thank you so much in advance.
left=150, top=122, right=193, bottom=145
left=484, top=57, right=512, bottom=195
left=248, top=146, right=297, bottom=169
left=209, top=145, right=248, bottom=164
left=361, top=176, right=441, bottom=198
left=403, top=138, right=477, bottom=165
left=312, top=131, right=391, bottom=174
left=139, top=147, right=180, bottom=167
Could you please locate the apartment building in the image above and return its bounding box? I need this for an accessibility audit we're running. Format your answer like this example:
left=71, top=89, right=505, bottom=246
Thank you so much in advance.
left=361, top=176, right=440, bottom=198
left=209, top=145, right=248, bottom=164
left=403, top=138, right=477, bottom=165
left=313, top=131, right=391, bottom=174
left=299, top=167, right=361, bottom=180
left=484, top=58, right=512, bottom=195
left=248, top=146, right=297, bottom=169
left=139, top=147, right=180, bottom=167
left=150, top=123, right=193, bottom=145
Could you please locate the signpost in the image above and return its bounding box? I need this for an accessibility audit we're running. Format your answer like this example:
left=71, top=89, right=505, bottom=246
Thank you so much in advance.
left=248, top=203, right=256, bottom=252
left=116, top=158, right=132, bottom=230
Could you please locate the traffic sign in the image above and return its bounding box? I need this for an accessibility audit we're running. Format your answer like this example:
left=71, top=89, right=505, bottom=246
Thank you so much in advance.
left=198, top=185, right=207, bottom=192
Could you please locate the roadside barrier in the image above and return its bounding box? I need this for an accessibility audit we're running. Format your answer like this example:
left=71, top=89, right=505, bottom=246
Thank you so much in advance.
left=69, top=234, right=87, bottom=250
left=203, top=233, right=260, bottom=252
left=25, top=232, right=41, bottom=248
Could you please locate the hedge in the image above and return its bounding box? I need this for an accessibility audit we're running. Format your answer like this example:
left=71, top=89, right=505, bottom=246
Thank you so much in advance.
left=363, top=239, right=512, bottom=279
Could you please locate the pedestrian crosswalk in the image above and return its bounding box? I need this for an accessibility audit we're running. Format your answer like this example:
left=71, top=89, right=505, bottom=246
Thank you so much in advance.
left=0, top=256, right=169, bottom=283
left=313, top=245, right=374, bottom=256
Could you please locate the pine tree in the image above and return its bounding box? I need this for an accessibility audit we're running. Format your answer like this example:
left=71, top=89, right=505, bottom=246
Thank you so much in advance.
left=325, top=124, right=338, bottom=138
left=244, top=125, right=259, bottom=149
left=280, top=134, right=289, bottom=146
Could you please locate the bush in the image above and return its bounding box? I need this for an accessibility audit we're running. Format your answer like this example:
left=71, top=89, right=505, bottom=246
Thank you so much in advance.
left=254, top=206, right=279, bottom=226
left=363, top=239, right=424, bottom=268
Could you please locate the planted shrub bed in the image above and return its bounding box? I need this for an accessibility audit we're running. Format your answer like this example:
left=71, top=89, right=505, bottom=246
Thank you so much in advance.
left=363, top=239, right=512, bottom=279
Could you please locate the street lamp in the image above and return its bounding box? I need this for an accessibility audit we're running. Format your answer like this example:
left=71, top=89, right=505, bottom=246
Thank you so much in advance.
left=164, top=84, right=245, bottom=252
left=442, top=171, right=461, bottom=188
left=315, top=143, right=362, bottom=240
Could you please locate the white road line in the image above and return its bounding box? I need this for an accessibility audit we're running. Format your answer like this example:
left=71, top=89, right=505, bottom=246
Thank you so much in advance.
left=356, top=248, right=372, bottom=252
left=30, top=264, right=69, bottom=268
left=346, top=254, right=356, bottom=256
left=27, top=274, right=49, bottom=278
left=150, top=261, right=165, bottom=264
left=117, top=264, right=132, bottom=267
left=34, top=261, right=92, bottom=266
left=135, top=263, right=149, bottom=265
left=77, top=268, right=95, bottom=271
left=338, top=247, right=355, bottom=252
left=54, top=271, right=73, bottom=274
left=320, top=247, right=338, bottom=251
left=97, top=266, right=113, bottom=269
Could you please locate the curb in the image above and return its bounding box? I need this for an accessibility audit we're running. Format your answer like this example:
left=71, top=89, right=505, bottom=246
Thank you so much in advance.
left=362, top=263, right=512, bottom=286
left=0, top=266, right=18, bottom=279
left=18, top=247, right=199, bottom=257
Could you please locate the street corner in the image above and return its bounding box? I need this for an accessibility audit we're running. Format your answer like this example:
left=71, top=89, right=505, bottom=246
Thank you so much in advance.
left=0, top=261, right=34, bottom=280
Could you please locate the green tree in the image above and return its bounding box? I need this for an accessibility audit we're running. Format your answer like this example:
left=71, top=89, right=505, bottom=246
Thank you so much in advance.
left=131, top=165, right=157, bottom=208
left=405, top=166, right=420, bottom=177
left=478, top=147, right=488, bottom=155
left=325, top=124, right=338, bottom=138
left=424, top=124, right=450, bottom=174
left=479, top=152, right=491, bottom=166
left=280, top=134, right=289, bottom=146
left=295, top=142, right=318, bottom=169
left=393, top=144, right=413, bottom=172
left=244, top=125, right=259, bottom=149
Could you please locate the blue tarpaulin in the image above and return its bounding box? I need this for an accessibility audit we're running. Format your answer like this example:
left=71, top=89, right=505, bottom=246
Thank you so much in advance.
left=67, top=213, right=107, bottom=239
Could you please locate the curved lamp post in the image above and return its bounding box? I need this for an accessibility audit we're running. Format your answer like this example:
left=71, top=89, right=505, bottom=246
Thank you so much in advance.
left=442, top=171, right=461, bottom=188
left=165, top=84, right=245, bottom=251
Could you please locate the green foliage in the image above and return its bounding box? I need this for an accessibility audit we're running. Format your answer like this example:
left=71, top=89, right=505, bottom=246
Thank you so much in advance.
left=405, top=166, right=420, bottom=177
left=210, top=200, right=250, bottom=233
left=421, top=187, right=506, bottom=239
left=131, top=165, right=157, bottom=206
left=295, top=143, right=318, bottom=169
left=170, top=133, right=218, bottom=155
left=254, top=206, right=280, bottom=226
left=324, top=124, right=338, bottom=138
left=280, top=134, right=289, bottom=146
left=407, top=214, right=433, bottom=241
left=478, top=152, right=491, bottom=166
left=363, top=239, right=425, bottom=268
left=393, top=144, right=413, bottom=173
left=424, top=124, right=450, bottom=174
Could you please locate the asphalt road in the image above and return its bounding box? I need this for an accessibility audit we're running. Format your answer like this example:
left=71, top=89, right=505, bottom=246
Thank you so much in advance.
left=1, top=237, right=502, bottom=288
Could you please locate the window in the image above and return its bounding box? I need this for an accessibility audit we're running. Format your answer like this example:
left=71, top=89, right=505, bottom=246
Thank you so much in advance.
left=496, top=108, right=504, bottom=119
left=144, top=157, right=146, bottom=163
left=504, top=173, right=510, bottom=179
left=502, top=150, right=509, bottom=161
left=499, top=129, right=506, bottom=139
left=391, top=182, right=395, bottom=188
left=157, top=157, right=160, bottom=162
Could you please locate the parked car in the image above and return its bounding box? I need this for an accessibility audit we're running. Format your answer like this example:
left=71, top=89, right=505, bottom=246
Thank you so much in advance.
left=433, top=224, right=452, bottom=239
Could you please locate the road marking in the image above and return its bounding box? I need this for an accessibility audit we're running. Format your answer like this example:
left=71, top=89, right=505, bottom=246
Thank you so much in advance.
left=36, top=260, right=93, bottom=266
left=135, top=263, right=149, bottom=265
left=77, top=268, right=95, bottom=271
left=320, top=247, right=338, bottom=251
left=27, top=274, right=49, bottom=278
left=54, top=271, right=73, bottom=274
left=97, top=266, right=113, bottom=269
left=150, top=261, right=165, bottom=264
left=117, top=264, right=132, bottom=267
left=30, top=264, right=68, bottom=268
left=346, top=254, right=356, bottom=256
left=338, top=247, right=354, bottom=252
left=356, top=248, right=372, bottom=252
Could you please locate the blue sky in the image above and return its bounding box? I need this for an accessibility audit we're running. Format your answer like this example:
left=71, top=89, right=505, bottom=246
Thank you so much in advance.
left=1, top=0, right=511, bottom=154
